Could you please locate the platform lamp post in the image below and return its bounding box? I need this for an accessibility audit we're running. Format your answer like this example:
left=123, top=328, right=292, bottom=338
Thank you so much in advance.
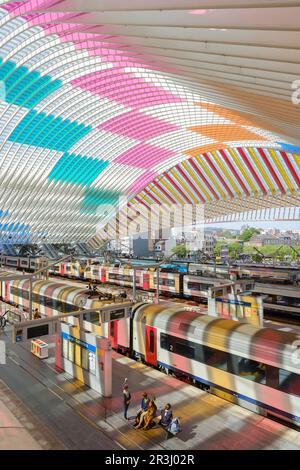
left=132, top=266, right=136, bottom=302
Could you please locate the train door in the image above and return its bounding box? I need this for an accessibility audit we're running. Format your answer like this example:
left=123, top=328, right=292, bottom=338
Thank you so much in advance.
left=109, top=320, right=118, bottom=349
left=145, top=326, right=157, bottom=366
left=100, top=267, right=107, bottom=282
left=142, top=272, right=150, bottom=290
left=4, top=281, right=10, bottom=302
left=60, top=263, right=65, bottom=275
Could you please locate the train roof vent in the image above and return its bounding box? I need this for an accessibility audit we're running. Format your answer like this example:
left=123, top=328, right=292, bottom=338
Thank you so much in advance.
left=178, top=322, right=196, bottom=334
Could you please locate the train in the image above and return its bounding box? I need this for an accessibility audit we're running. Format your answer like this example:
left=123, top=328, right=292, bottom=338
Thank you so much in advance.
left=1, top=255, right=300, bottom=286
left=2, top=255, right=300, bottom=319
left=132, top=302, right=300, bottom=428
left=189, top=263, right=300, bottom=285
left=1, top=275, right=300, bottom=428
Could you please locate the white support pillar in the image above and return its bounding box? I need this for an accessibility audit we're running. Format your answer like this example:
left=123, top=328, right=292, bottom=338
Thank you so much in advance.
left=156, top=266, right=160, bottom=304
left=29, top=277, right=32, bottom=320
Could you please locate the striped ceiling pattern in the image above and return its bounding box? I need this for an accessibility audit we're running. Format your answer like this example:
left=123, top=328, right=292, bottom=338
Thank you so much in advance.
left=0, top=1, right=299, bottom=245
left=90, top=146, right=300, bottom=246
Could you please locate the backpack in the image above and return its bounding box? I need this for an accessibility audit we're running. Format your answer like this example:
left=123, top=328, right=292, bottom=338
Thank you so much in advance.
left=168, top=417, right=181, bottom=435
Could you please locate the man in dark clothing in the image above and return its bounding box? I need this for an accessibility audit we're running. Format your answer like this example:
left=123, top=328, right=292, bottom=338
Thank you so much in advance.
left=123, top=385, right=131, bottom=420
left=157, top=403, right=173, bottom=428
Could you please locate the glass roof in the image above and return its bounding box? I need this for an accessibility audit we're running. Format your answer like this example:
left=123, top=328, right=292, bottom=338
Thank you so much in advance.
left=0, top=1, right=299, bottom=244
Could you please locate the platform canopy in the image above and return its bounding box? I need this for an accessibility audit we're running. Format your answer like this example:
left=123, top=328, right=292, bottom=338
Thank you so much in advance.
left=0, top=0, right=299, bottom=245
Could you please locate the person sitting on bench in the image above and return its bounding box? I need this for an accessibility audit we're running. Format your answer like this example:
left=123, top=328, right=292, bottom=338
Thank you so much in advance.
left=141, top=398, right=157, bottom=430
left=166, top=417, right=182, bottom=439
left=157, top=403, right=173, bottom=429
left=134, top=392, right=149, bottom=428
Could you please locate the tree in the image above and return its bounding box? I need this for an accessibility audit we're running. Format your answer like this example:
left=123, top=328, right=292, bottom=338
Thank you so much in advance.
left=240, top=227, right=260, bottom=242
left=171, top=244, right=187, bottom=258
left=228, top=242, right=243, bottom=258
left=214, top=241, right=223, bottom=257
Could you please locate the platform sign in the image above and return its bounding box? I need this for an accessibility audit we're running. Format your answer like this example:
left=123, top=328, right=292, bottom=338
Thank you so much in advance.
left=12, top=320, right=56, bottom=343
left=11, top=303, right=133, bottom=343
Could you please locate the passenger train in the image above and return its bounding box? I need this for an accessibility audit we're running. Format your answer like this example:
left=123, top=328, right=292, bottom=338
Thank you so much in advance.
left=131, top=303, right=300, bottom=428
left=1, top=255, right=300, bottom=318
left=1, top=255, right=300, bottom=285
left=1, top=274, right=300, bottom=428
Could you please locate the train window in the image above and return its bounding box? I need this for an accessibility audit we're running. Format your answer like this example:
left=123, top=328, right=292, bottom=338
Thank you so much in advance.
left=153, top=278, right=175, bottom=287
left=149, top=330, right=155, bottom=353
left=110, top=310, right=124, bottom=320
left=111, top=321, right=115, bottom=336
left=203, top=346, right=228, bottom=371
left=233, top=357, right=266, bottom=384
left=160, top=333, right=168, bottom=350
left=109, top=273, right=132, bottom=282
left=187, top=282, right=212, bottom=291
left=175, top=341, right=195, bottom=359
left=187, top=282, right=200, bottom=291
left=278, top=369, right=300, bottom=398
left=84, top=312, right=99, bottom=324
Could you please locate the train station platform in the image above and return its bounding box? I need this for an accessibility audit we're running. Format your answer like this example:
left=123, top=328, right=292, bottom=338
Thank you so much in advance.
left=0, top=330, right=300, bottom=450
left=0, top=380, right=64, bottom=450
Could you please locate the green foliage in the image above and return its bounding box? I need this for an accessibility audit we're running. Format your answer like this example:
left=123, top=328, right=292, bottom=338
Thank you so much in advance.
left=218, top=230, right=237, bottom=239
left=239, top=244, right=300, bottom=261
left=239, top=227, right=260, bottom=242
left=214, top=241, right=242, bottom=259
left=171, top=244, right=188, bottom=258
left=228, top=242, right=243, bottom=258
left=214, top=241, right=223, bottom=256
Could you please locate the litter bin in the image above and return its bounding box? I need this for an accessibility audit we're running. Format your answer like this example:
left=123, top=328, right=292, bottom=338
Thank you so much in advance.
left=31, top=339, right=48, bottom=359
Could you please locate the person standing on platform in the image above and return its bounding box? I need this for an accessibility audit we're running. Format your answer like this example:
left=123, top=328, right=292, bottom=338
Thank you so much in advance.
left=33, top=308, right=41, bottom=320
left=123, top=384, right=131, bottom=420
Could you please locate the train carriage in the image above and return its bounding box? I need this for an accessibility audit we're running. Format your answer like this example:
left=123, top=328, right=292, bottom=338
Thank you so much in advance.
left=84, top=265, right=108, bottom=283
left=183, top=275, right=226, bottom=301
left=132, top=303, right=300, bottom=427
left=149, top=271, right=182, bottom=295
left=2, top=278, right=131, bottom=351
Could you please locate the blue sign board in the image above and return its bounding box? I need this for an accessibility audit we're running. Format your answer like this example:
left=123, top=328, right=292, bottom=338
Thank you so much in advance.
left=61, top=331, right=96, bottom=352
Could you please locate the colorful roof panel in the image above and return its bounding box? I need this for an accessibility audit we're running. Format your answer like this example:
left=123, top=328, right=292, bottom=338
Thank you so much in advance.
left=0, top=1, right=299, bottom=244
